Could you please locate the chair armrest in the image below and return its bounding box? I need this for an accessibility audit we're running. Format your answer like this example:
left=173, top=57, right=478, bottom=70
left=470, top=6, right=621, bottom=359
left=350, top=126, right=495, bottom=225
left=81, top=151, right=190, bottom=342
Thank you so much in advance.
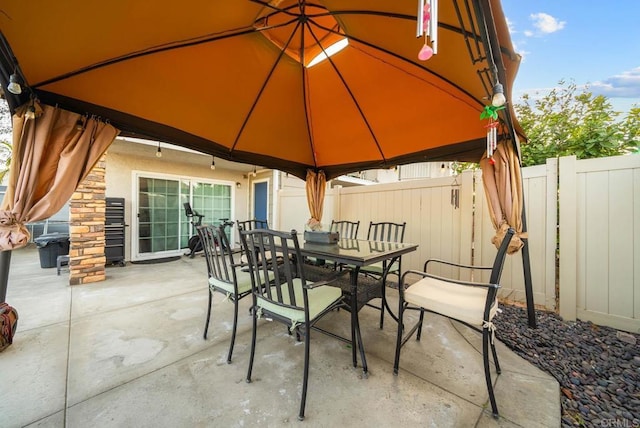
left=304, top=268, right=352, bottom=289
left=401, top=269, right=500, bottom=290
left=423, top=259, right=493, bottom=272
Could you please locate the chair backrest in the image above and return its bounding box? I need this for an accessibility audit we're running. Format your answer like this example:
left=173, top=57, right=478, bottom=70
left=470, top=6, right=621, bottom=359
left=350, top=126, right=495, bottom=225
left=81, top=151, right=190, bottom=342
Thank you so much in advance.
left=237, top=219, right=269, bottom=231
left=236, top=220, right=269, bottom=264
left=367, top=221, right=406, bottom=243
left=330, top=220, right=360, bottom=239
left=240, top=228, right=307, bottom=311
left=197, top=224, right=238, bottom=289
left=489, top=228, right=516, bottom=285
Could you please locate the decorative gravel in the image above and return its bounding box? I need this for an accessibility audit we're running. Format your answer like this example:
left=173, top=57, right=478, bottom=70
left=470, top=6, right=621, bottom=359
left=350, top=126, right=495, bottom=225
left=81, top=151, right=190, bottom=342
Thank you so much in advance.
left=494, top=305, right=640, bottom=427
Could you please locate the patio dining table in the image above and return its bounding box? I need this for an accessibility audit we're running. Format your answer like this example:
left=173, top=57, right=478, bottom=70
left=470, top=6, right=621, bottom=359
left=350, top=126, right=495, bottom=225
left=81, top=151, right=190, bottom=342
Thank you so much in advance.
left=298, top=238, right=418, bottom=375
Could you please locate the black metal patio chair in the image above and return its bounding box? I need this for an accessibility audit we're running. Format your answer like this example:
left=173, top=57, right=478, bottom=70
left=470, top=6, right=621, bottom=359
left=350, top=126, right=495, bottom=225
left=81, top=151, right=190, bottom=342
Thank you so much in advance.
left=236, top=219, right=270, bottom=265
left=393, top=227, right=515, bottom=418
left=236, top=219, right=269, bottom=231
left=239, top=227, right=350, bottom=421
left=197, top=224, right=270, bottom=363
left=359, top=221, right=407, bottom=328
left=329, top=219, right=360, bottom=269
left=330, top=220, right=360, bottom=240
left=306, top=220, right=360, bottom=269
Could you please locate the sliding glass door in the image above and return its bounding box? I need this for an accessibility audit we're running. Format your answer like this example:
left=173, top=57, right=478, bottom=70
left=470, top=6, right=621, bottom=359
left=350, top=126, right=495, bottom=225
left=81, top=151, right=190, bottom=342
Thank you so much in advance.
left=135, top=174, right=233, bottom=260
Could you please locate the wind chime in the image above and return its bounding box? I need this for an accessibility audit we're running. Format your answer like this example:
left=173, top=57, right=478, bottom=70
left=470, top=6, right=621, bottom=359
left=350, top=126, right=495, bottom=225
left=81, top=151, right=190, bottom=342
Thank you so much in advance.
left=484, top=110, right=499, bottom=163
left=480, top=94, right=506, bottom=164
left=417, top=0, right=438, bottom=60
left=450, top=172, right=460, bottom=209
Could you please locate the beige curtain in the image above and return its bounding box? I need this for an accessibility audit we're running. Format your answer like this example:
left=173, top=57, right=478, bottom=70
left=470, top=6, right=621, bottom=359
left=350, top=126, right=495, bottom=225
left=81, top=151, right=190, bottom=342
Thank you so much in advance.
left=305, top=170, right=326, bottom=231
left=0, top=103, right=119, bottom=250
left=479, top=141, right=526, bottom=254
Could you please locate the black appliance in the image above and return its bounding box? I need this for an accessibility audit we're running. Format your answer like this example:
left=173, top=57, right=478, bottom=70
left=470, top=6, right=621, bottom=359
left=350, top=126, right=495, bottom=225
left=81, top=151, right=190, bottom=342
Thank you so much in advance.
left=105, top=197, right=126, bottom=266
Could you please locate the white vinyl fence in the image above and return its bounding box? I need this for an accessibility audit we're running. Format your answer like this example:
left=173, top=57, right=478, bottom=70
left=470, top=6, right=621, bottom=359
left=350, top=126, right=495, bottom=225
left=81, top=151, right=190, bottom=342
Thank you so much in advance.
left=278, top=173, right=473, bottom=280
left=276, top=154, right=640, bottom=333
left=559, top=155, right=640, bottom=333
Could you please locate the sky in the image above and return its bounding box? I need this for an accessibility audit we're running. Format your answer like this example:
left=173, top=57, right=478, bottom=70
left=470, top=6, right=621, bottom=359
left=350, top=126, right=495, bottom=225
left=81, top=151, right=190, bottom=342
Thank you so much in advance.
left=501, top=0, right=640, bottom=113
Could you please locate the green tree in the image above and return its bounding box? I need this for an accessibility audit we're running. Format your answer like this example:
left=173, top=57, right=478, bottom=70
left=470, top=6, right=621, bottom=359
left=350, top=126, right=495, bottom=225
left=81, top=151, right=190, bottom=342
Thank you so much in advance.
left=618, top=106, right=640, bottom=153
left=515, top=80, right=640, bottom=166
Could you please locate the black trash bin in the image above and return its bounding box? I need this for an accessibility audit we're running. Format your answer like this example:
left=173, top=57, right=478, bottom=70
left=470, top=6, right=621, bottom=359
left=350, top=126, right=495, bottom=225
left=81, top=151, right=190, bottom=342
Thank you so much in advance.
left=34, top=233, right=70, bottom=269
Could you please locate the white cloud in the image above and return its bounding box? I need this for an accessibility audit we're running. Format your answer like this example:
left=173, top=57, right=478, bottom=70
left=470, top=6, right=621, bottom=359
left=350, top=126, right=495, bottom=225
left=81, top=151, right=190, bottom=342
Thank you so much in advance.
left=591, top=67, right=640, bottom=98
left=513, top=77, right=640, bottom=113
left=527, top=13, right=565, bottom=36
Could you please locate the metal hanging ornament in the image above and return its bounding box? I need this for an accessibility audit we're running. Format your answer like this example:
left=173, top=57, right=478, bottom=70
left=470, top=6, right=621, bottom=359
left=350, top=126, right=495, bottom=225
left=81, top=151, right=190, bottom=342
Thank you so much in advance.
left=480, top=105, right=505, bottom=164
left=485, top=120, right=498, bottom=163
left=417, top=0, right=438, bottom=61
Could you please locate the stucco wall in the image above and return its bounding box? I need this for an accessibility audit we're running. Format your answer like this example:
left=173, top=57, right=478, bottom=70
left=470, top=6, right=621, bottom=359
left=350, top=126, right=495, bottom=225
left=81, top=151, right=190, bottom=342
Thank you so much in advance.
left=104, top=139, right=248, bottom=260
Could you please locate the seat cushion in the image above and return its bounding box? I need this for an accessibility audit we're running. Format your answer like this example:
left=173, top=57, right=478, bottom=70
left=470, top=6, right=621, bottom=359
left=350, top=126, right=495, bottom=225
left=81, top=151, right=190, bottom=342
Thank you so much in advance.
left=360, top=261, right=384, bottom=274
left=209, top=269, right=272, bottom=295
left=257, top=279, right=342, bottom=325
left=304, top=265, right=382, bottom=312
left=404, top=276, right=497, bottom=327
left=360, top=260, right=399, bottom=276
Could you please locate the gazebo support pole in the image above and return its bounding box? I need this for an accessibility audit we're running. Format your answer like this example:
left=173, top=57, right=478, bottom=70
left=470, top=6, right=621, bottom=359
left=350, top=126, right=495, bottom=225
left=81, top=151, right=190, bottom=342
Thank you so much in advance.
left=0, top=250, right=11, bottom=303
left=477, top=0, right=537, bottom=328
left=520, top=199, right=537, bottom=328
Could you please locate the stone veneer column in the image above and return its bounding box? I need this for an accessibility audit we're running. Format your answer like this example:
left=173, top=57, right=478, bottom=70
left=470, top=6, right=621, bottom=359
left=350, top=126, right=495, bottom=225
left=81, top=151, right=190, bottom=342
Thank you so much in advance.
left=68, top=154, right=107, bottom=285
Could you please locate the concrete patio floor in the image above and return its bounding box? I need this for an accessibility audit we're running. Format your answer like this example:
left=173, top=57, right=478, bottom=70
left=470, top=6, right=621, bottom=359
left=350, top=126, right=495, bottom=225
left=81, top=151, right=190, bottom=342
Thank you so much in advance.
left=0, top=246, right=560, bottom=427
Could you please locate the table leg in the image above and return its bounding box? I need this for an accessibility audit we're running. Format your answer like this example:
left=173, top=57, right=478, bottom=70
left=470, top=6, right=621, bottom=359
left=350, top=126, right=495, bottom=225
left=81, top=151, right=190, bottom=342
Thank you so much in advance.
left=381, top=256, right=401, bottom=324
left=350, top=267, right=368, bottom=375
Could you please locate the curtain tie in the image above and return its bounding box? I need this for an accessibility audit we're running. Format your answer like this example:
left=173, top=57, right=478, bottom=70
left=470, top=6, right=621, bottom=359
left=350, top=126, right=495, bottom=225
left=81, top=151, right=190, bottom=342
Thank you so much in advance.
left=256, top=307, right=273, bottom=322
left=482, top=320, right=497, bottom=345
left=492, top=222, right=526, bottom=254
left=0, top=211, right=30, bottom=251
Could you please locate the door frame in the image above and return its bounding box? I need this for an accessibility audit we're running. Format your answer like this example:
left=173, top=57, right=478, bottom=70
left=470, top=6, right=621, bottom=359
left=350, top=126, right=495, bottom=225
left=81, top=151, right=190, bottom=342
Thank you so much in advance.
left=131, top=170, right=236, bottom=261
left=251, top=177, right=270, bottom=224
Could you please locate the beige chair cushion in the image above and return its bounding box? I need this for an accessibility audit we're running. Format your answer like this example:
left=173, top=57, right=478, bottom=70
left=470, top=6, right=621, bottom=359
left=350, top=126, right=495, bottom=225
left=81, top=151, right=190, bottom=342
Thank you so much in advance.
left=404, top=276, right=497, bottom=327
left=257, top=278, right=342, bottom=325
